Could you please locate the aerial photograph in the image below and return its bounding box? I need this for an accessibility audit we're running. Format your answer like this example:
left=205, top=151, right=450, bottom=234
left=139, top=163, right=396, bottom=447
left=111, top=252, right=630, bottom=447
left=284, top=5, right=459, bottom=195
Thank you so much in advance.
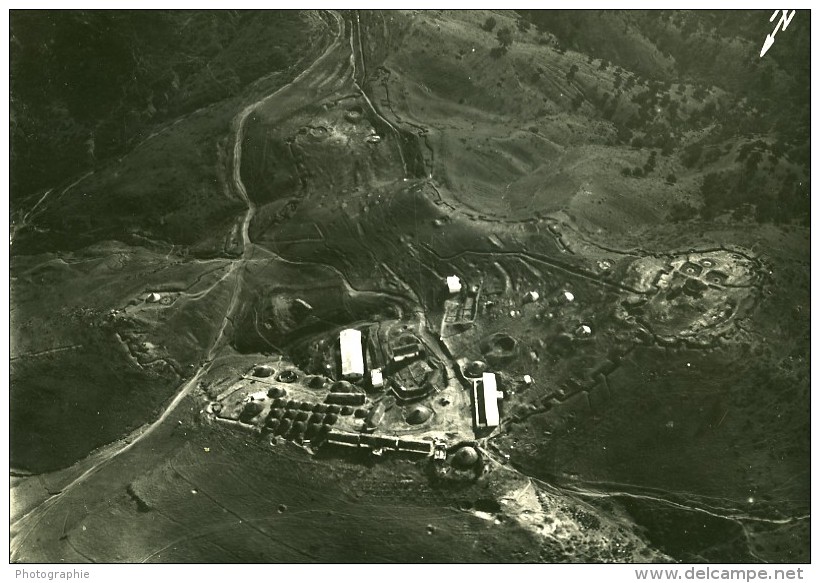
left=9, top=9, right=810, bottom=564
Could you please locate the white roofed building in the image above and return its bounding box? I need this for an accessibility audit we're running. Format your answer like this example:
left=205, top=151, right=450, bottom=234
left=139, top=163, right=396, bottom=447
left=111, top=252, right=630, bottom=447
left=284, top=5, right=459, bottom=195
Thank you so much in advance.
left=446, top=275, right=462, bottom=295
left=473, top=372, right=503, bottom=429
left=370, top=368, right=384, bottom=389
left=339, top=328, right=365, bottom=380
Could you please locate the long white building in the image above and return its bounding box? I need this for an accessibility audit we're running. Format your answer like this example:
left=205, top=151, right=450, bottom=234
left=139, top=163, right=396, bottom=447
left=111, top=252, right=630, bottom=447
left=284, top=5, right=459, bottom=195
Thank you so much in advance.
left=339, top=328, right=365, bottom=380
left=474, top=372, right=502, bottom=428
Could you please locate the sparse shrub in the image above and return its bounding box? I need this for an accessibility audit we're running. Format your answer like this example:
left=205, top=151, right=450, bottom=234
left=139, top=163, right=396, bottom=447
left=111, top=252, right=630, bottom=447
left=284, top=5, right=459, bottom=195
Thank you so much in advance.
left=745, top=150, right=763, bottom=173
left=700, top=171, right=735, bottom=219
left=669, top=201, right=697, bottom=222
left=496, top=27, right=513, bottom=50
left=701, top=101, right=717, bottom=119
left=482, top=16, right=497, bottom=32
left=616, top=126, right=632, bottom=144
left=681, top=142, right=703, bottom=168
left=702, top=146, right=721, bottom=165
left=666, top=173, right=677, bottom=184
left=489, top=46, right=505, bottom=58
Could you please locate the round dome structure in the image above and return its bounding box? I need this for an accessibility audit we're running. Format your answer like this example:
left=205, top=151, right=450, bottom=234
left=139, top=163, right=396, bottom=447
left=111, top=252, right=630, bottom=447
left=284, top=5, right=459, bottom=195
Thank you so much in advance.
left=276, top=370, right=298, bottom=383
left=452, top=446, right=479, bottom=468
left=239, top=401, right=264, bottom=423
left=406, top=405, right=433, bottom=425
left=267, top=387, right=286, bottom=399
left=463, top=360, right=488, bottom=379
left=307, top=376, right=327, bottom=389
left=480, top=333, right=518, bottom=366
left=277, top=418, right=292, bottom=436
left=330, top=380, right=355, bottom=393
left=252, top=365, right=275, bottom=378
left=575, top=323, right=593, bottom=337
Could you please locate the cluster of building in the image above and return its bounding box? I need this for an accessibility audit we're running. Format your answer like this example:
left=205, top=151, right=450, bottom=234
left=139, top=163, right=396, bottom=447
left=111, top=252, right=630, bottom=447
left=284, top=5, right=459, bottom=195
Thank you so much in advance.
left=325, top=430, right=435, bottom=456
left=338, top=316, right=504, bottom=434
left=331, top=272, right=508, bottom=444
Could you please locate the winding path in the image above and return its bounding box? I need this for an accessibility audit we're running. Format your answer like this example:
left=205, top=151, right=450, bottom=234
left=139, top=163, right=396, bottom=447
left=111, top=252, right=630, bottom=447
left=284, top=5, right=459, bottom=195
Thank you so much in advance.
left=10, top=11, right=347, bottom=560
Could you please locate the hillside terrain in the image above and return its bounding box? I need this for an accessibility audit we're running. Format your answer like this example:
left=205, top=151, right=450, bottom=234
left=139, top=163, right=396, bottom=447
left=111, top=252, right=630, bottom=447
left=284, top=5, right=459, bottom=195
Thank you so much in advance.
left=10, top=9, right=809, bottom=564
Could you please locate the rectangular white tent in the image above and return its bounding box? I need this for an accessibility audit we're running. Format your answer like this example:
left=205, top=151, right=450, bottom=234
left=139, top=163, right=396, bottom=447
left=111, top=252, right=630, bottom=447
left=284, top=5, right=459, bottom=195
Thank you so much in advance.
left=473, top=372, right=501, bottom=428
left=339, top=328, right=364, bottom=380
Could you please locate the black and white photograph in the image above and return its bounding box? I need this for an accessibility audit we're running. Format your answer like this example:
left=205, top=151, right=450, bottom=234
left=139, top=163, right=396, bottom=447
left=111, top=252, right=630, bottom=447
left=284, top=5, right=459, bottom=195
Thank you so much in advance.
left=6, top=3, right=813, bottom=572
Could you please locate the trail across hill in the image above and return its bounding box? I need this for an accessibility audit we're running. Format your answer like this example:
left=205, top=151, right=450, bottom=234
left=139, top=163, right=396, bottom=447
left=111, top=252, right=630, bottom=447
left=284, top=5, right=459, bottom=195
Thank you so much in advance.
left=10, top=11, right=347, bottom=561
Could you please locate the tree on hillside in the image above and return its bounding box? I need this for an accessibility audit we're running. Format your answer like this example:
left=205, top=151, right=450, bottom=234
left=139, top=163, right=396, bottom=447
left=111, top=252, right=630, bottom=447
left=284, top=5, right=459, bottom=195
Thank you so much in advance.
left=669, top=201, right=697, bottom=222
left=482, top=16, right=497, bottom=32
left=681, top=142, right=703, bottom=168
left=496, top=27, right=513, bottom=51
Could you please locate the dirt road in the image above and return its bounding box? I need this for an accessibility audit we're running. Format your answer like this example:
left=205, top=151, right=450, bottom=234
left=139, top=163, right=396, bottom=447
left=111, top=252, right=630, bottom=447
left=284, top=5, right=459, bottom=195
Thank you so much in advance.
left=10, top=11, right=346, bottom=561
